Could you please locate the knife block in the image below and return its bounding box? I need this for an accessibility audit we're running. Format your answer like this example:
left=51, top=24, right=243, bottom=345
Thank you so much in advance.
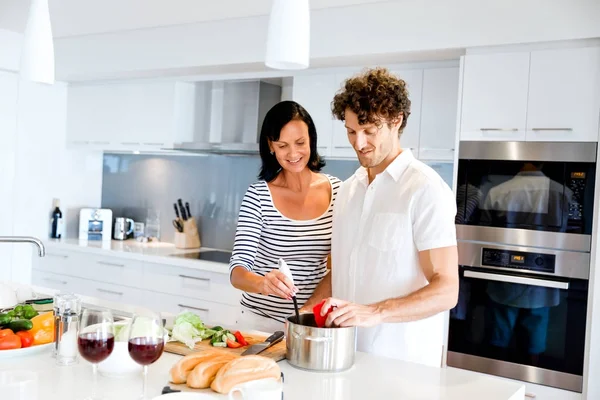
left=174, top=217, right=201, bottom=249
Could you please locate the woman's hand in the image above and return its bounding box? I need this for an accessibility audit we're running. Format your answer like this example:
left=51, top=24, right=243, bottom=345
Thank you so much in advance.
left=260, top=270, right=297, bottom=299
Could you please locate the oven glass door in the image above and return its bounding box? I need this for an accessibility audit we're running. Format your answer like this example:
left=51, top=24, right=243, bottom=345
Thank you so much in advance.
left=448, top=266, right=588, bottom=376
left=455, top=159, right=595, bottom=234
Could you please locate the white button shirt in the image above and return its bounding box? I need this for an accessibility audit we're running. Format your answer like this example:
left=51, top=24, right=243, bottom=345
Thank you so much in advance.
left=332, top=149, right=457, bottom=367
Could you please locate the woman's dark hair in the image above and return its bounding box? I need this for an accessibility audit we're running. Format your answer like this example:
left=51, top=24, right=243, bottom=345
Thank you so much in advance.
left=258, top=100, right=325, bottom=182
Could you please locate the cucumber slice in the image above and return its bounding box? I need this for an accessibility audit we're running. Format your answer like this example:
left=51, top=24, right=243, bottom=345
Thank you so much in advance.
left=226, top=332, right=236, bottom=342
left=212, top=342, right=227, bottom=347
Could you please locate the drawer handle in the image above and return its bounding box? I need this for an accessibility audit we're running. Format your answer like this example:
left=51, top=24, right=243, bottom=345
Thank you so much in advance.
left=47, top=254, right=69, bottom=259
left=333, top=146, right=353, bottom=149
left=480, top=128, right=519, bottom=132
left=90, top=141, right=110, bottom=145
left=143, top=142, right=165, bottom=146
left=121, top=142, right=141, bottom=146
left=178, top=274, right=210, bottom=282
left=531, top=128, right=573, bottom=131
left=178, top=304, right=209, bottom=312
left=97, top=288, right=124, bottom=296
left=97, top=261, right=125, bottom=268
left=42, top=278, right=67, bottom=285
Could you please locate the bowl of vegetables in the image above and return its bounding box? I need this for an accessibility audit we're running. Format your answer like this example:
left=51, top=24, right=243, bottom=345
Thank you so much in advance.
left=0, top=304, right=54, bottom=357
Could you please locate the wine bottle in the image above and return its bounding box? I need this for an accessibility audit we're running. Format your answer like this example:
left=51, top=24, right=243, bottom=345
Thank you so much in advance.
left=50, top=199, right=63, bottom=239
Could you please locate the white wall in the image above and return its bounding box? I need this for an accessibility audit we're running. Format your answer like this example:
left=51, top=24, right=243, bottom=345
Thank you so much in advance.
left=0, top=63, right=103, bottom=283
left=53, top=0, right=600, bottom=81
left=0, top=29, right=22, bottom=71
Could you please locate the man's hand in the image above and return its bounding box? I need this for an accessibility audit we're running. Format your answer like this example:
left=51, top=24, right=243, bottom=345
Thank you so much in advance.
left=322, top=297, right=382, bottom=328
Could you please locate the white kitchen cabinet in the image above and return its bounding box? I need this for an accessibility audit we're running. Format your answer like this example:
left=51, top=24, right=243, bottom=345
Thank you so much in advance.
left=292, top=74, right=337, bottom=156
left=419, top=67, right=460, bottom=161
left=32, top=270, right=77, bottom=293
left=460, top=52, right=530, bottom=141
left=526, top=47, right=600, bottom=142
left=67, top=81, right=195, bottom=151
left=143, top=291, right=240, bottom=327
left=390, top=69, right=423, bottom=154
left=143, top=262, right=240, bottom=307
left=81, top=279, right=145, bottom=308
left=32, top=249, right=77, bottom=276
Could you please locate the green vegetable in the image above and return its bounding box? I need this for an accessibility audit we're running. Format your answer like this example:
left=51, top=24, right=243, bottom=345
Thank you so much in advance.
left=0, top=313, right=11, bottom=326
left=212, top=342, right=227, bottom=347
left=22, top=305, right=38, bottom=320
left=7, top=319, right=33, bottom=332
left=169, top=311, right=214, bottom=349
left=6, top=311, right=15, bottom=319
left=225, top=332, right=236, bottom=342
left=13, top=305, right=24, bottom=317
left=212, top=326, right=223, bottom=331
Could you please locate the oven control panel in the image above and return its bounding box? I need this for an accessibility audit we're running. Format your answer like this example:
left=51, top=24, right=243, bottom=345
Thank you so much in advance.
left=481, top=248, right=555, bottom=273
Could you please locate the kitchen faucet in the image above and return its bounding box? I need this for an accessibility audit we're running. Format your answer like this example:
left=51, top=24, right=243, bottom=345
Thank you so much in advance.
left=0, top=236, right=45, bottom=257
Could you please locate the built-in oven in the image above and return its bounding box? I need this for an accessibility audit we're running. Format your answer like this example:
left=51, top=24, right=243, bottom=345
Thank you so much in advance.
left=448, top=141, right=597, bottom=393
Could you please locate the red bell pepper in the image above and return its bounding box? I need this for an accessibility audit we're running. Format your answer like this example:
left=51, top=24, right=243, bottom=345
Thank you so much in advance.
left=312, top=300, right=332, bottom=328
left=233, top=331, right=249, bottom=346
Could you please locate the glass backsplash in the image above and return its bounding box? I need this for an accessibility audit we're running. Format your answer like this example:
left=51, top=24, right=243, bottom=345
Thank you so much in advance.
left=101, top=153, right=454, bottom=250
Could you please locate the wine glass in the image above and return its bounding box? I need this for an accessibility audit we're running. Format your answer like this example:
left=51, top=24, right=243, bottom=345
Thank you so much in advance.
left=128, top=312, right=165, bottom=399
left=78, top=309, right=115, bottom=400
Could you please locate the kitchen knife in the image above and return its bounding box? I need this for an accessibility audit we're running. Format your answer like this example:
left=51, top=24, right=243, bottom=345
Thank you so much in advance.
left=241, top=331, right=284, bottom=356
left=173, top=203, right=180, bottom=219
left=177, top=199, right=188, bottom=220
left=185, top=202, right=192, bottom=218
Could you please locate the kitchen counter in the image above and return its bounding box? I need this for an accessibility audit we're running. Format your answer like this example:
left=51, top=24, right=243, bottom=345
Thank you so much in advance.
left=43, top=238, right=232, bottom=273
left=1, top=282, right=526, bottom=400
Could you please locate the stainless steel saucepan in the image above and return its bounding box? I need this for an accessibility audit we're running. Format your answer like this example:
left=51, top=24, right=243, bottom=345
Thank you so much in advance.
left=285, top=313, right=357, bottom=372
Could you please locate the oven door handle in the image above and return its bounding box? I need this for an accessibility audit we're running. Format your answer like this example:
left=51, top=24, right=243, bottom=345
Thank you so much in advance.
left=464, top=270, right=570, bottom=290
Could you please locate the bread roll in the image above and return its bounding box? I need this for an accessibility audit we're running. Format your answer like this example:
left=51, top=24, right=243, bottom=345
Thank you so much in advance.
left=186, top=353, right=237, bottom=389
left=169, top=350, right=226, bottom=384
left=210, top=355, right=281, bottom=394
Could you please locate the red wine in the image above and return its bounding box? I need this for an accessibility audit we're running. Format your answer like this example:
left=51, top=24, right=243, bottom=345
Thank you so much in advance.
left=78, top=332, right=115, bottom=363
left=128, top=337, right=164, bottom=365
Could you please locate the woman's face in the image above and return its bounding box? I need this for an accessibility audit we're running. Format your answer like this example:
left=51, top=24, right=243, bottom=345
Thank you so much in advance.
left=269, top=119, right=311, bottom=174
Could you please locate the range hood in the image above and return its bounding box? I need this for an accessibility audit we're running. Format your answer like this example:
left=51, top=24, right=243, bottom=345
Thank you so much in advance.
left=171, top=78, right=282, bottom=156
left=171, top=141, right=259, bottom=155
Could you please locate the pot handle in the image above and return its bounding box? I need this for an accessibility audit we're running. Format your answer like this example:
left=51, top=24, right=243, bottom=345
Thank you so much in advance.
left=292, top=330, right=332, bottom=342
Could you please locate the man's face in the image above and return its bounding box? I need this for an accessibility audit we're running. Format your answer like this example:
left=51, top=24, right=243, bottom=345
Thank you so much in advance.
left=344, top=109, right=402, bottom=169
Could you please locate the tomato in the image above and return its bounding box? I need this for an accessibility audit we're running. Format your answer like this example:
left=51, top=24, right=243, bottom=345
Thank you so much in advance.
left=226, top=339, right=242, bottom=349
left=16, top=331, right=34, bottom=348
left=233, top=331, right=249, bottom=346
left=0, top=329, right=14, bottom=338
left=0, top=334, right=22, bottom=350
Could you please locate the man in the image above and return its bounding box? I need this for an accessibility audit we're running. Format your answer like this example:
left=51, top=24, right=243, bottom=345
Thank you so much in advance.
left=302, top=67, right=458, bottom=367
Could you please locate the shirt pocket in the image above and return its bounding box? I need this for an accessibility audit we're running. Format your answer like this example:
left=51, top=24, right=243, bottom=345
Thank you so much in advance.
left=368, top=212, right=406, bottom=252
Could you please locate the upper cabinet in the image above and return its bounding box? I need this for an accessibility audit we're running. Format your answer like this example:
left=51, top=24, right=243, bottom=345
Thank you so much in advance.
left=526, top=47, right=600, bottom=142
left=67, top=81, right=195, bottom=151
left=420, top=67, right=460, bottom=161
left=293, top=74, right=338, bottom=156
left=293, top=64, right=459, bottom=161
left=460, top=52, right=530, bottom=141
left=459, top=45, right=600, bottom=143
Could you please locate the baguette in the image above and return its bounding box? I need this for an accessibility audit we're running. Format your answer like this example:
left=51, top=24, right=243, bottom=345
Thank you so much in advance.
left=210, top=355, right=281, bottom=394
left=169, top=350, right=227, bottom=384
left=187, top=353, right=237, bottom=389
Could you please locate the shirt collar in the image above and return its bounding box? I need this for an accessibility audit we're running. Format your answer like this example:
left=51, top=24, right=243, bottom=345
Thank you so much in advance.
left=354, top=149, right=415, bottom=186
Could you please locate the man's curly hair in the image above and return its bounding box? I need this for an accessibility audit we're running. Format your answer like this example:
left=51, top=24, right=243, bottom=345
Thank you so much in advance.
left=331, top=67, right=411, bottom=133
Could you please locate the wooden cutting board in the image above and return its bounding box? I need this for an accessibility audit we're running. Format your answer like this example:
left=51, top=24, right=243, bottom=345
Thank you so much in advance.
left=164, top=331, right=287, bottom=362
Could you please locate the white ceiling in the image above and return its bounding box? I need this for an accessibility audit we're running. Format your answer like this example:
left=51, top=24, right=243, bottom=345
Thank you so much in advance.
left=0, top=0, right=395, bottom=38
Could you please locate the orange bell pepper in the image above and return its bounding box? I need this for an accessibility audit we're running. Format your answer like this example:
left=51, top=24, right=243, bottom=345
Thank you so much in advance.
left=29, top=312, right=54, bottom=345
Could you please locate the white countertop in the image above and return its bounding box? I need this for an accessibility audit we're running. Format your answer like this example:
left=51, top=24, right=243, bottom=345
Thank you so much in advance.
left=0, top=282, right=526, bottom=400
left=43, top=238, right=232, bottom=273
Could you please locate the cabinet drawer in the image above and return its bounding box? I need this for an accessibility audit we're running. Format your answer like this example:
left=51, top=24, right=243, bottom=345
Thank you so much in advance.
left=143, top=263, right=241, bottom=306
left=33, top=249, right=77, bottom=276
left=68, top=252, right=144, bottom=287
left=80, top=279, right=145, bottom=307
left=32, top=270, right=76, bottom=292
left=143, top=291, right=240, bottom=327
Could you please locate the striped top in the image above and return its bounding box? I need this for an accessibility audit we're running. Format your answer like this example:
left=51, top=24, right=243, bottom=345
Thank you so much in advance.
left=229, top=174, right=342, bottom=323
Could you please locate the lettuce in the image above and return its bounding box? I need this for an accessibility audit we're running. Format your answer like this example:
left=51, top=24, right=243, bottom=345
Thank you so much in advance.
left=169, top=311, right=215, bottom=349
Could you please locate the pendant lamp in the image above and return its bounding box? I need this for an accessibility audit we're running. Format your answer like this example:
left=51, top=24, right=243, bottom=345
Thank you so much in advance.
left=20, top=0, right=55, bottom=84
left=265, top=0, right=310, bottom=70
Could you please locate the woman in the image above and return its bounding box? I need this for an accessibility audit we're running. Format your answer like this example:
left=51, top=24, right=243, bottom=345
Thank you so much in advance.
left=229, top=100, right=341, bottom=333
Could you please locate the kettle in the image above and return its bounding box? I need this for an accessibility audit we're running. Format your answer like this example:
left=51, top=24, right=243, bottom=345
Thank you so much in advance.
left=113, top=217, right=135, bottom=240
